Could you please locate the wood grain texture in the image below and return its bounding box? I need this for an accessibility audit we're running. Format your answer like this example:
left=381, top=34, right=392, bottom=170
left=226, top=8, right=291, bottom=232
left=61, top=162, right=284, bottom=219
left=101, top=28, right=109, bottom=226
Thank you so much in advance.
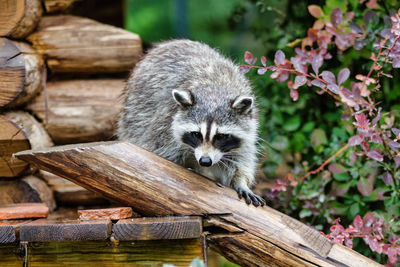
left=0, top=0, right=43, bottom=38
left=26, top=79, right=124, bottom=144
left=0, top=239, right=204, bottom=266
left=44, top=0, right=77, bottom=12
left=112, top=216, right=202, bottom=241
left=0, top=220, right=31, bottom=243
left=0, top=203, right=49, bottom=220
left=14, top=141, right=381, bottom=267
left=78, top=207, right=133, bottom=221
left=27, top=15, right=142, bottom=73
left=0, top=175, right=56, bottom=211
left=0, top=112, right=53, bottom=177
left=0, top=38, right=45, bottom=108
left=20, top=218, right=111, bottom=242
left=40, top=170, right=108, bottom=206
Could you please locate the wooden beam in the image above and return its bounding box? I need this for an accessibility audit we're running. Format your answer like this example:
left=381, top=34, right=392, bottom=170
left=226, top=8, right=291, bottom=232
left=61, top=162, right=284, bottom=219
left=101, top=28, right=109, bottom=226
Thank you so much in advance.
left=112, top=216, right=202, bottom=241
left=15, top=141, right=380, bottom=267
left=0, top=239, right=204, bottom=266
left=0, top=220, right=31, bottom=243
left=20, top=218, right=111, bottom=242
left=26, top=79, right=124, bottom=144
left=27, top=15, right=142, bottom=73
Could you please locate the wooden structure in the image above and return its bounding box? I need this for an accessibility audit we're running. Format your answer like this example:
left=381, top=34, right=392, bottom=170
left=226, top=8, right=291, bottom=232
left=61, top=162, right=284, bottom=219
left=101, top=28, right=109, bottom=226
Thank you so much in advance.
left=0, top=209, right=204, bottom=266
left=0, top=0, right=384, bottom=265
left=14, top=141, right=381, bottom=267
left=0, top=0, right=141, bottom=209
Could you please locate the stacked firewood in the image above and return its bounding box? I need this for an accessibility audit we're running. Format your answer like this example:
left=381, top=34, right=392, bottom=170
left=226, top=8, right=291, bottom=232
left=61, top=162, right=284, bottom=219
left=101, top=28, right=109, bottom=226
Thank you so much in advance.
left=0, top=0, right=142, bottom=210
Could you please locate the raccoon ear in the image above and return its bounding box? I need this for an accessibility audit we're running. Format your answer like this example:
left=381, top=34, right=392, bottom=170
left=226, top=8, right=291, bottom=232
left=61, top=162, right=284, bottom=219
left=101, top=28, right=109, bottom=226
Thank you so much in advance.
left=172, top=89, right=193, bottom=108
left=232, top=95, right=253, bottom=114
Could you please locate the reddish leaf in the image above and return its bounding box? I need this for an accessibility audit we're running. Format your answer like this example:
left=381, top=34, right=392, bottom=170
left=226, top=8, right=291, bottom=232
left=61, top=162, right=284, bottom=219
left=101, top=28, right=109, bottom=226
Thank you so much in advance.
left=257, top=68, right=267, bottom=75
left=240, top=66, right=250, bottom=74
left=311, top=79, right=326, bottom=89
left=344, top=238, right=353, bottom=248
left=244, top=51, right=253, bottom=64
left=261, top=56, right=267, bottom=66
left=357, top=177, right=373, bottom=196
left=389, top=139, right=400, bottom=152
left=392, top=128, right=400, bottom=137
left=274, top=50, right=285, bottom=65
left=381, top=172, right=393, bottom=186
left=338, top=68, right=350, bottom=85
left=392, top=57, right=400, bottom=68
left=394, top=156, right=400, bottom=169
left=327, top=84, right=339, bottom=94
left=294, top=75, right=307, bottom=88
left=331, top=8, right=343, bottom=27
left=312, top=54, right=323, bottom=74
left=367, top=149, right=383, bottom=162
left=328, top=163, right=347, bottom=174
left=308, top=5, right=324, bottom=18
left=321, top=70, right=336, bottom=84
left=290, top=88, right=299, bottom=101
left=353, top=215, right=363, bottom=230
left=348, top=135, right=363, bottom=146
left=363, top=10, right=375, bottom=25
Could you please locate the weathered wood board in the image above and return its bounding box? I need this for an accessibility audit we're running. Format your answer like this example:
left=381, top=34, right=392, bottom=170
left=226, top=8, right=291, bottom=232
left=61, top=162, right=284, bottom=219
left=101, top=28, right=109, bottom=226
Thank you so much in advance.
left=15, top=141, right=381, bottom=267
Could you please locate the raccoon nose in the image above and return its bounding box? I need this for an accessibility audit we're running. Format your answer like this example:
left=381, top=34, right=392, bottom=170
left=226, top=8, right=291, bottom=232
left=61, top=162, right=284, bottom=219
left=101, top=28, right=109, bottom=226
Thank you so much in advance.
left=199, top=156, right=212, bottom=167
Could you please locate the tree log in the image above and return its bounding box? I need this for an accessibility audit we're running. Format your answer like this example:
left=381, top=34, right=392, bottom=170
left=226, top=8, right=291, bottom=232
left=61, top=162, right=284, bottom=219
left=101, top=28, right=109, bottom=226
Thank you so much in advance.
left=39, top=170, right=109, bottom=206
left=0, top=0, right=43, bottom=38
left=0, top=38, right=45, bottom=108
left=44, top=0, right=77, bottom=13
left=15, top=141, right=380, bottom=267
left=0, top=175, right=56, bottom=211
left=26, top=79, right=124, bottom=144
left=27, top=15, right=142, bottom=73
left=0, top=112, right=53, bottom=177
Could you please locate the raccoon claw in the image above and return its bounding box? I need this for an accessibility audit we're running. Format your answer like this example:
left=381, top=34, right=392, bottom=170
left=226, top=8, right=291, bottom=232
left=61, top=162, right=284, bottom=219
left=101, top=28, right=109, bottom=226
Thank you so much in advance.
left=237, top=189, right=265, bottom=207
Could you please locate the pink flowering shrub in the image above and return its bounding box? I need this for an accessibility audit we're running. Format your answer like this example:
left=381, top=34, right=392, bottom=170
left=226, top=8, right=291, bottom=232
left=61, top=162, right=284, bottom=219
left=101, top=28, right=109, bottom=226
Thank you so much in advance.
left=241, top=1, right=400, bottom=265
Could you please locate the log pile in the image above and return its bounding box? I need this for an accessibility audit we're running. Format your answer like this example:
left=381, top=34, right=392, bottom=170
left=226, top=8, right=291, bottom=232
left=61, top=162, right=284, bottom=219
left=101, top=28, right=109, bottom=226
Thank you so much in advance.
left=0, top=0, right=142, bottom=210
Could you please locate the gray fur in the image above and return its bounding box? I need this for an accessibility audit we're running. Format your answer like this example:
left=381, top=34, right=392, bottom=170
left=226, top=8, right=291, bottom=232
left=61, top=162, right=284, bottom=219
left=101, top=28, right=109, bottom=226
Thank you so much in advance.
left=117, top=39, right=264, bottom=206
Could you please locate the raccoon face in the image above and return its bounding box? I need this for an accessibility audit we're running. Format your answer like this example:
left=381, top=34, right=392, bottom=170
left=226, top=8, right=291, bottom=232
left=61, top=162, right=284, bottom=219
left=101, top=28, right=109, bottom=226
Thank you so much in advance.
left=172, top=89, right=253, bottom=167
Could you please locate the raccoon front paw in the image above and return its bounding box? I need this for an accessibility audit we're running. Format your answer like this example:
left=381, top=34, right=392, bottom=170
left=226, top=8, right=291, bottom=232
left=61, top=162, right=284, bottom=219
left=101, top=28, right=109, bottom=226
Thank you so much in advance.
left=237, top=188, right=265, bottom=207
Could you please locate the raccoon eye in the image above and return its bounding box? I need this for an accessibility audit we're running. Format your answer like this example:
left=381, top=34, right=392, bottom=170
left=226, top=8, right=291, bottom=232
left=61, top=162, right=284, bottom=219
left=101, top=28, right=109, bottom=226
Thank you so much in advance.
left=214, top=133, right=230, bottom=141
left=190, top=131, right=202, bottom=139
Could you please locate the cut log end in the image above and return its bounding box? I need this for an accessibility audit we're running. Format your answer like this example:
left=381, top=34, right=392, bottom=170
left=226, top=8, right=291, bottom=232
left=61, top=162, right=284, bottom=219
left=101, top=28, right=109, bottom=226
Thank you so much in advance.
left=0, top=38, right=45, bottom=108
left=0, top=0, right=43, bottom=38
left=0, top=112, right=53, bottom=178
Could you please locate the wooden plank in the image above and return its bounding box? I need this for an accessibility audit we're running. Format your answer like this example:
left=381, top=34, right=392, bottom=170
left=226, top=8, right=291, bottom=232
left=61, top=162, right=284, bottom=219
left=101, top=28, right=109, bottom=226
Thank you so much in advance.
left=15, top=141, right=381, bottom=267
left=20, top=218, right=111, bottom=242
left=0, top=203, right=49, bottom=220
left=0, top=220, right=31, bottom=243
left=78, top=207, right=134, bottom=221
left=112, top=216, right=202, bottom=241
left=0, top=239, right=204, bottom=266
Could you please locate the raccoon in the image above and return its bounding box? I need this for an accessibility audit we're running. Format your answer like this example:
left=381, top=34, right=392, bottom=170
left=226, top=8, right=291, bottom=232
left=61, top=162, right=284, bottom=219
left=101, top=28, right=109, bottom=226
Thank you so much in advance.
left=117, top=39, right=264, bottom=207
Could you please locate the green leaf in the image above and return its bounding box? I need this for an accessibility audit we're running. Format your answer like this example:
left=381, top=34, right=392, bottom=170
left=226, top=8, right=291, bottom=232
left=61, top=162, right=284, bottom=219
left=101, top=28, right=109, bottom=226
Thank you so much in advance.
left=310, top=128, right=328, bottom=150
left=283, top=115, right=301, bottom=132
left=292, top=132, right=307, bottom=152
left=301, top=121, right=315, bottom=132
left=349, top=203, right=360, bottom=218
left=270, top=135, right=289, bottom=151
left=330, top=181, right=350, bottom=196
left=299, top=208, right=312, bottom=218
left=333, top=172, right=350, bottom=181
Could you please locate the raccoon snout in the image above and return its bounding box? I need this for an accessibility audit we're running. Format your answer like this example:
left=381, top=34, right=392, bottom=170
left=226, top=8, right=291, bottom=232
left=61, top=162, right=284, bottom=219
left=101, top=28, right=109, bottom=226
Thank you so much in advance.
left=199, top=156, right=212, bottom=167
